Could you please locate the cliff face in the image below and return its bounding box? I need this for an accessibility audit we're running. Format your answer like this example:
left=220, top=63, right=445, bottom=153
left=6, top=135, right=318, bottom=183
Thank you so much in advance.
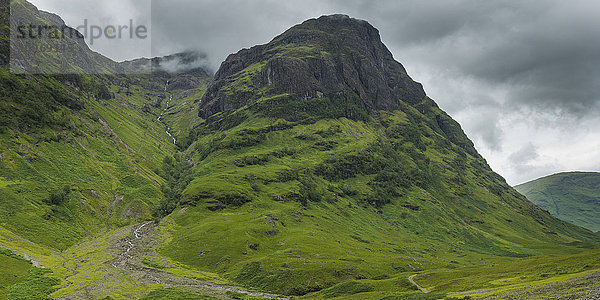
left=200, top=14, right=426, bottom=119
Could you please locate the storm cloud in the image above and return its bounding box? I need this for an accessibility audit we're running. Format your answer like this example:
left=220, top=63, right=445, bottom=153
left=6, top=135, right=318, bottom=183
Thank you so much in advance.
left=29, top=0, right=600, bottom=184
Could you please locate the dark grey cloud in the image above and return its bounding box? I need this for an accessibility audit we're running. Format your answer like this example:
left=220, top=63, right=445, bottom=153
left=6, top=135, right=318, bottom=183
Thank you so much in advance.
left=29, top=0, right=600, bottom=184
left=374, top=0, right=600, bottom=116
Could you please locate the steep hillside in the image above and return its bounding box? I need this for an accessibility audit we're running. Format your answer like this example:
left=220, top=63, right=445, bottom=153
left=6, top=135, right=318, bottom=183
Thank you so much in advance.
left=153, top=15, right=600, bottom=295
left=0, top=0, right=212, bottom=251
left=200, top=14, right=426, bottom=118
left=516, top=172, right=600, bottom=233
left=0, top=69, right=177, bottom=249
left=0, top=3, right=221, bottom=298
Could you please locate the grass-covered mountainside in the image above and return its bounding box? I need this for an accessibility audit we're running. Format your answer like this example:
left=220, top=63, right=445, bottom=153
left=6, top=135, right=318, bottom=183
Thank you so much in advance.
left=157, top=14, right=599, bottom=296
left=516, top=172, right=600, bottom=233
left=0, top=2, right=599, bottom=299
left=1, top=0, right=211, bottom=252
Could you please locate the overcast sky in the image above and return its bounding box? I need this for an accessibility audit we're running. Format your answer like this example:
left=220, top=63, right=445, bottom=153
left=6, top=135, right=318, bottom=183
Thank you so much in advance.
left=29, top=0, right=600, bottom=185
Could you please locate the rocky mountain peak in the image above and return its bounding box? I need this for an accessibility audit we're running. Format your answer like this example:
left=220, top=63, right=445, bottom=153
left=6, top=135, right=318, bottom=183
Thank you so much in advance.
left=199, top=14, right=426, bottom=119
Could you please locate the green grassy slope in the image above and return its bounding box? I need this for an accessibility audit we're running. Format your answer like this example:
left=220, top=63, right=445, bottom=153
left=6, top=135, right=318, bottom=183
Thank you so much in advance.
left=159, top=110, right=599, bottom=295
left=0, top=248, right=32, bottom=298
left=1, top=2, right=214, bottom=297
left=516, top=172, right=600, bottom=233
left=159, top=75, right=210, bottom=148
left=0, top=69, right=213, bottom=298
left=413, top=247, right=600, bottom=299
left=0, top=248, right=61, bottom=300
left=0, top=68, right=179, bottom=250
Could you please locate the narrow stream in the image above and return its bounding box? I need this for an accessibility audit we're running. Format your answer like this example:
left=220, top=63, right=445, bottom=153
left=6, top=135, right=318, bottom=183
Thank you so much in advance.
left=112, top=221, right=153, bottom=268
left=158, top=82, right=177, bottom=145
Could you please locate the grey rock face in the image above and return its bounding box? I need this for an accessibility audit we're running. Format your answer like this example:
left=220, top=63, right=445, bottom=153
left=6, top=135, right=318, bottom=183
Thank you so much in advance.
left=200, top=14, right=426, bottom=119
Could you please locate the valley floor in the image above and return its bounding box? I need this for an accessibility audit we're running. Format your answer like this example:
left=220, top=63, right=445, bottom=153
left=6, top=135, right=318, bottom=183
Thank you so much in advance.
left=1, top=221, right=288, bottom=299
left=448, top=271, right=600, bottom=299
left=2, top=217, right=600, bottom=299
left=1, top=222, right=600, bottom=299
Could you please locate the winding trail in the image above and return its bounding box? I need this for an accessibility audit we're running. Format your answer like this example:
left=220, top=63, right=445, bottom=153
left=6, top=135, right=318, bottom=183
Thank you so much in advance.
left=409, top=274, right=430, bottom=294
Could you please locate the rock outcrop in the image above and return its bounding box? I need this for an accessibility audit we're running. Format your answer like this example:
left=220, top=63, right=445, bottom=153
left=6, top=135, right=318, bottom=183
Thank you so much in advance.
left=199, top=14, right=426, bottom=119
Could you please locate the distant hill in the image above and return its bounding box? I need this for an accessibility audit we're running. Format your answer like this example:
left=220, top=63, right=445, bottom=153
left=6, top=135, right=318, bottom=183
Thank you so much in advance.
left=516, top=172, right=600, bottom=233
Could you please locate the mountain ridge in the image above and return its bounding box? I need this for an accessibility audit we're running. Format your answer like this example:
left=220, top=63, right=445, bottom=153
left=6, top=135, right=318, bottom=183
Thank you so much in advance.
left=7, top=0, right=121, bottom=74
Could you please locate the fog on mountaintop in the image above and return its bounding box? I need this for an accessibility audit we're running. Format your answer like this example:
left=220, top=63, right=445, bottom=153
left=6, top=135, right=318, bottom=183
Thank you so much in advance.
left=156, top=51, right=212, bottom=74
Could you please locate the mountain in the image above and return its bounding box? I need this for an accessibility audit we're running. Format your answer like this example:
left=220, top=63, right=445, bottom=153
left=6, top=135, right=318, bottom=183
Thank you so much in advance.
left=516, top=172, right=600, bottom=233
left=200, top=14, right=426, bottom=118
left=7, top=0, right=124, bottom=74
left=199, top=15, right=477, bottom=156
left=168, top=14, right=600, bottom=295
left=0, top=2, right=599, bottom=299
